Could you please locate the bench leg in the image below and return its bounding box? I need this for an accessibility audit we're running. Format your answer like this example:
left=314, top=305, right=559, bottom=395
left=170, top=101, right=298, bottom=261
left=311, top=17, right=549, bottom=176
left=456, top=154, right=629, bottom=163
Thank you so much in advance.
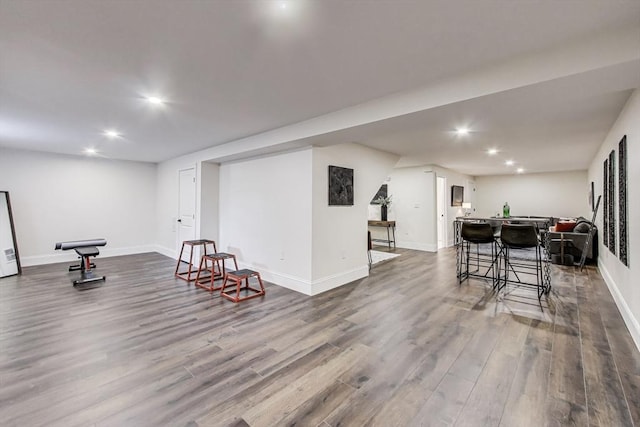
left=73, top=255, right=105, bottom=286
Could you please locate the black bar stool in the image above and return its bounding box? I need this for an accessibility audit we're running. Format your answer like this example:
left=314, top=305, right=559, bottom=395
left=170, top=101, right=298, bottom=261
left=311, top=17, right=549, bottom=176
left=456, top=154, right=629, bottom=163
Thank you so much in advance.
left=459, top=222, right=498, bottom=287
left=499, top=223, right=547, bottom=301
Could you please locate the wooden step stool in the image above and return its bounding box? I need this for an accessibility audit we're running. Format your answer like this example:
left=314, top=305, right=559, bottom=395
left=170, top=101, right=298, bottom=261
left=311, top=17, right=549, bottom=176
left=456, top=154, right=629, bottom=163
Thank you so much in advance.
left=195, top=252, right=239, bottom=292
left=175, top=239, right=217, bottom=282
left=221, top=269, right=266, bottom=303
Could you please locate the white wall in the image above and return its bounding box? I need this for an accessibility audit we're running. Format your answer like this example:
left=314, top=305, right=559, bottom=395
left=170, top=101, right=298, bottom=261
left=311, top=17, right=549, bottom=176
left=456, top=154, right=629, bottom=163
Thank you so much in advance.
left=381, top=167, right=436, bottom=251
left=381, top=165, right=474, bottom=251
left=475, top=171, right=589, bottom=219
left=219, top=149, right=314, bottom=294
left=0, top=148, right=157, bottom=265
left=589, top=89, right=640, bottom=350
left=216, top=144, right=398, bottom=295
left=312, top=144, right=398, bottom=293
left=199, top=162, right=220, bottom=245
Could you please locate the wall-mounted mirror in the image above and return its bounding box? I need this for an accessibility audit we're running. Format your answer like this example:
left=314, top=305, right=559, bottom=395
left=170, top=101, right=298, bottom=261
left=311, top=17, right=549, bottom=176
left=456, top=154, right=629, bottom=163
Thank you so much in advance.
left=0, top=191, right=21, bottom=277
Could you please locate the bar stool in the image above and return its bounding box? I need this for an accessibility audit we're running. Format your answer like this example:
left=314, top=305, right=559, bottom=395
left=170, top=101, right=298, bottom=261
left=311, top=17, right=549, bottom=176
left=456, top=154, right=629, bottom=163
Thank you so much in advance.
left=499, top=224, right=547, bottom=301
left=195, top=252, right=239, bottom=292
left=221, top=269, right=266, bottom=303
left=459, top=222, right=499, bottom=288
left=175, top=239, right=217, bottom=282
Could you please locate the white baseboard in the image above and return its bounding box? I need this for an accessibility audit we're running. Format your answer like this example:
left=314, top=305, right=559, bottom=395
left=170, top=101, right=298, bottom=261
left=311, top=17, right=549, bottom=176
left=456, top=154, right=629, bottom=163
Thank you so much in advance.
left=154, top=245, right=177, bottom=260
left=236, top=261, right=369, bottom=296
left=599, top=262, right=640, bottom=352
left=396, top=241, right=437, bottom=252
left=235, top=261, right=312, bottom=295
left=20, top=245, right=158, bottom=267
left=310, top=266, right=369, bottom=296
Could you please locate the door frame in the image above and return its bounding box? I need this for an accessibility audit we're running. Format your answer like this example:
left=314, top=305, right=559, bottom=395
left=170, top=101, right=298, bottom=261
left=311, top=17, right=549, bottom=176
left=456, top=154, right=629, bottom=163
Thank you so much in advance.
left=177, top=165, right=197, bottom=259
left=437, top=176, right=447, bottom=249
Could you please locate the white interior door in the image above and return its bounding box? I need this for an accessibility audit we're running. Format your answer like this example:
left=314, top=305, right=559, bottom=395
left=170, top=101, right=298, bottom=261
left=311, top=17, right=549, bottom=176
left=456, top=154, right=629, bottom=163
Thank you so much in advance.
left=178, top=167, right=196, bottom=261
left=437, top=176, right=447, bottom=249
left=466, top=179, right=476, bottom=216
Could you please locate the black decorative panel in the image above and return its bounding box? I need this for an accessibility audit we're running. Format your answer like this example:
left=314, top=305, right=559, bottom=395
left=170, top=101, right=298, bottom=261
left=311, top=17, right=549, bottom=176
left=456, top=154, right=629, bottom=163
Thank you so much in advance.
left=608, top=150, right=616, bottom=254
left=619, top=136, right=628, bottom=266
left=451, top=185, right=464, bottom=207
left=603, top=158, right=608, bottom=247
left=328, top=165, right=354, bottom=206
left=370, top=184, right=387, bottom=204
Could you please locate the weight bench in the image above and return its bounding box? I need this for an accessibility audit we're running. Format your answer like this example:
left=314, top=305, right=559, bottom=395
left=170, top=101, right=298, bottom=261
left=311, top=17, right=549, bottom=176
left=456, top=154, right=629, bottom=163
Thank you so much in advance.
left=54, top=239, right=107, bottom=286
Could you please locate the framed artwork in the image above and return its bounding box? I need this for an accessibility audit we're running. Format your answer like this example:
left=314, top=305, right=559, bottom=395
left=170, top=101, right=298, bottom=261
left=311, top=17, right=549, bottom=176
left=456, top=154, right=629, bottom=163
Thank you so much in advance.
left=371, top=184, right=387, bottom=204
left=328, top=165, right=354, bottom=206
left=451, top=185, right=464, bottom=207
left=619, top=136, right=628, bottom=266
left=608, top=150, right=616, bottom=254
left=603, top=158, right=608, bottom=247
left=589, top=181, right=594, bottom=211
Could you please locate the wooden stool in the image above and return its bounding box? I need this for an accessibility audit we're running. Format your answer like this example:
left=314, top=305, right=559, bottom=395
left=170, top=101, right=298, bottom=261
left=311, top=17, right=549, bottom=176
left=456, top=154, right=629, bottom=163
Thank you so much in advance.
left=221, top=269, right=266, bottom=303
left=175, top=239, right=217, bottom=282
left=195, top=252, right=239, bottom=292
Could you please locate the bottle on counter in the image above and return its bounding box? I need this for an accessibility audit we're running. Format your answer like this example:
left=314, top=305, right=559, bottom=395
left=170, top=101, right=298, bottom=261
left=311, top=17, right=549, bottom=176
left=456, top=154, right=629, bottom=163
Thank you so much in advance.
left=503, top=202, right=510, bottom=218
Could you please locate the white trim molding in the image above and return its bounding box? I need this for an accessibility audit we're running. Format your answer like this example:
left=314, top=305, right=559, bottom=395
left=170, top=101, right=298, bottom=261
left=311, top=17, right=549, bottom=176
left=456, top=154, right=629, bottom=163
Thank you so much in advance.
left=154, top=245, right=177, bottom=260
left=599, top=263, right=640, bottom=352
left=310, top=266, right=369, bottom=296
left=236, top=261, right=369, bottom=296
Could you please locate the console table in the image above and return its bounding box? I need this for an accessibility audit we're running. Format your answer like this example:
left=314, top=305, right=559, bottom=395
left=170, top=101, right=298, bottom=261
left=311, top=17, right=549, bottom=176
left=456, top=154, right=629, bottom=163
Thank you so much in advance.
left=368, top=220, right=396, bottom=249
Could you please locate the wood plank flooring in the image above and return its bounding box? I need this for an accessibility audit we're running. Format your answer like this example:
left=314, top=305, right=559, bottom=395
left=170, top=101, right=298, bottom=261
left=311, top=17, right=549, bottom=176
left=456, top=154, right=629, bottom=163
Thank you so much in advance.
left=0, top=249, right=638, bottom=426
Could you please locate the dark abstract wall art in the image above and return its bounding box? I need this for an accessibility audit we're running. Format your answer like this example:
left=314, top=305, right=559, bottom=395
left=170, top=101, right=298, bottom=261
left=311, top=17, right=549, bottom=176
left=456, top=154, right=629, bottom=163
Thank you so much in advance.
left=619, top=135, right=628, bottom=266
left=608, top=150, right=616, bottom=254
left=370, top=184, right=387, bottom=204
left=451, top=185, right=464, bottom=207
left=603, top=158, right=608, bottom=247
left=328, top=165, right=354, bottom=206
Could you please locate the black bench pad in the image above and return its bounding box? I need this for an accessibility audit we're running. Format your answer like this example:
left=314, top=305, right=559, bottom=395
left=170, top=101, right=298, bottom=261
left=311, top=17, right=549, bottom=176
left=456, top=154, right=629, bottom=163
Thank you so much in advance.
left=75, top=246, right=100, bottom=257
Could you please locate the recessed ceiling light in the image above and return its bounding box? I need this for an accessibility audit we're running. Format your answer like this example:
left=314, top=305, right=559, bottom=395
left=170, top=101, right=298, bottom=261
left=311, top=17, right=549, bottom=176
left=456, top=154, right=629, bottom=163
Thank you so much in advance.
left=273, top=1, right=293, bottom=14
left=455, top=127, right=469, bottom=136
left=505, top=160, right=514, bottom=166
left=488, top=148, right=498, bottom=155
left=103, top=130, right=121, bottom=139
left=146, top=96, right=165, bottom=106
left=264, top=1, right=304, bottom=26
left=84, top=148, right=97, bottom=156
left=517, top=168, right=525, bottom=174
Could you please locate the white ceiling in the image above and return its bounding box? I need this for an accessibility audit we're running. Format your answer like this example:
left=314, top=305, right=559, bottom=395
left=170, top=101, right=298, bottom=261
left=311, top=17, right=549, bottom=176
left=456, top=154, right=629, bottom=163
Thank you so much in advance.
left=1, top=0, right=639, bottom=175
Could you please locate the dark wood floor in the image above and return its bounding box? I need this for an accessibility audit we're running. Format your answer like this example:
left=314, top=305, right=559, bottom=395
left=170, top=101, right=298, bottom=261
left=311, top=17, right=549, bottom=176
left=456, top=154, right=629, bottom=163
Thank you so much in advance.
left=1, top=248, right=638, bottom=427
